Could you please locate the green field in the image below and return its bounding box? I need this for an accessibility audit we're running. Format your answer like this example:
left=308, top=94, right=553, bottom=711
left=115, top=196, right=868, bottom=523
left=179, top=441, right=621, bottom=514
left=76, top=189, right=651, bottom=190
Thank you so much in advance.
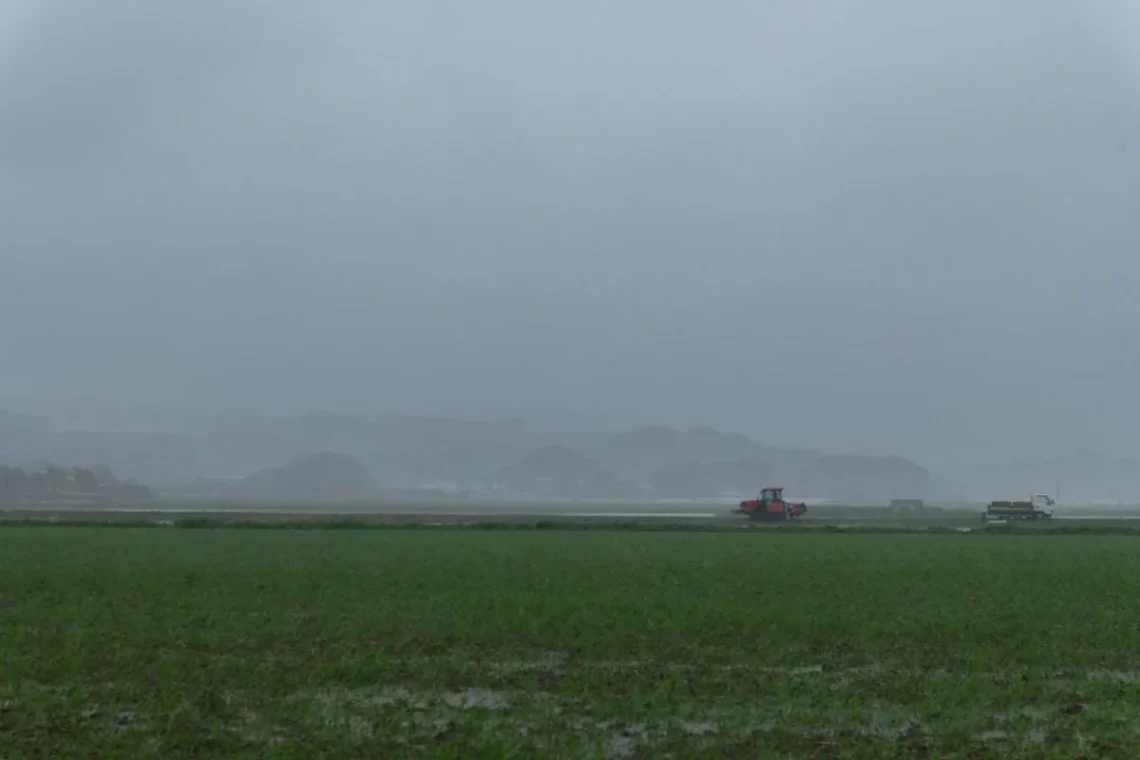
left=4, top=527, right=1140, bottom=757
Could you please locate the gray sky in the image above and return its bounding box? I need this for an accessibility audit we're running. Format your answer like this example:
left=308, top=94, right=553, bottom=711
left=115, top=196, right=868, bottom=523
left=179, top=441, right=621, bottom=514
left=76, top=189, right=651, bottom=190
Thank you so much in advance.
left=2, top=0, right=1140, bottom=468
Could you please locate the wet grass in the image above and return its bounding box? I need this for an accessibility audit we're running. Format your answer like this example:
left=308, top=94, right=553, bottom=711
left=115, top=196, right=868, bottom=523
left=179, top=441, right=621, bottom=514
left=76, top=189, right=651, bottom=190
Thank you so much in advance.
left=4, top=528, right=1140, bottom=757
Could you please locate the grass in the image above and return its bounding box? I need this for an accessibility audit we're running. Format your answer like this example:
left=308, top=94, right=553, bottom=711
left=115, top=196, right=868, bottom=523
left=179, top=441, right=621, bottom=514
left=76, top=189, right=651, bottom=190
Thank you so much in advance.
left=4, top=528, right=1140, bottom=757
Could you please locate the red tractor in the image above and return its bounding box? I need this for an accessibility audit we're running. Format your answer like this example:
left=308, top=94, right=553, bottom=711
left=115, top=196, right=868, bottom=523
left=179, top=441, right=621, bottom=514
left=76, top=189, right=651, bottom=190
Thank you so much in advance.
left=735, top=486, right=807, bottom=522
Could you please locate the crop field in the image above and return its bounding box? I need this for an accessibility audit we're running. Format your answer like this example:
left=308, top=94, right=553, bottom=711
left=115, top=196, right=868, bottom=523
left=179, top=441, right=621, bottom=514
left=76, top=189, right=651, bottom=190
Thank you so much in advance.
left=4, top=527, right=1140, bottom=757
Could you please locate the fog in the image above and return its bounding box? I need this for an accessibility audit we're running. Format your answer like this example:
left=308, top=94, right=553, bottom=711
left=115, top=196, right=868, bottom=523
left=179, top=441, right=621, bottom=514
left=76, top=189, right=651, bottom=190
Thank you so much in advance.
left=2, top=0, right=1140, bottom=471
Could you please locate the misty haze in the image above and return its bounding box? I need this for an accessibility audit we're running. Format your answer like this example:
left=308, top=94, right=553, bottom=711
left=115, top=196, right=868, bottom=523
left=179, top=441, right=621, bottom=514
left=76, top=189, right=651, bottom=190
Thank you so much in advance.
left=3, top=0, right=1140, bottom=504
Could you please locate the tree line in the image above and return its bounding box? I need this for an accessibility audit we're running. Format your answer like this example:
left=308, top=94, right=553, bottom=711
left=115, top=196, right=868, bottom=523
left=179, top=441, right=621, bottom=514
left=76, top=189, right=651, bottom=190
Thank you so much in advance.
left=0, top=464, right=152, bottom=505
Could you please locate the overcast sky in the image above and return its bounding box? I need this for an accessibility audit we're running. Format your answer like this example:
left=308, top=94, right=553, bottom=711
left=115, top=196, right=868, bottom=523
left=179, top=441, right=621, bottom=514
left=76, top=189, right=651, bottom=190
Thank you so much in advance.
left=2, top=0, right=1139, bottom=468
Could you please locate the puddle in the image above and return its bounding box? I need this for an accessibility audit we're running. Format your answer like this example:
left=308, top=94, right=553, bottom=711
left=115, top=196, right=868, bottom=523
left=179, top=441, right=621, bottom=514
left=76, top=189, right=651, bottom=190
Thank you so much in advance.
left=488, top=659, right=976, bottom=680
left=993, top=706, right=1049, bottom=722
left=235, top=709, right=286, bottom=745
left=275, top=676, right=1135, bottom=754
left=1084, top=669, right=1140, bottom=684
left=680, top=720, right=718, bottom=735
left=345, top=715, right=373, bottom=740
left=441, top=689, right=510, bottom=710
left=252, top=689, right=1105, bottom=756
left=490, top=655, right=566, bottom=674
left=605, top=735, right=635, bottom=757
left=296, top=686, right=515, bottom=713
left=590, top=660, right=647, bottom=671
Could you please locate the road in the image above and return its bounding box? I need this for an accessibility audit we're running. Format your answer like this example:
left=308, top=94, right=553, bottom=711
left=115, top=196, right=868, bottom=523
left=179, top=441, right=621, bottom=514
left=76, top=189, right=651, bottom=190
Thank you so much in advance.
left=76, top=500, right=731, bottom=521
left=6, top=499, right=1140, bottom=525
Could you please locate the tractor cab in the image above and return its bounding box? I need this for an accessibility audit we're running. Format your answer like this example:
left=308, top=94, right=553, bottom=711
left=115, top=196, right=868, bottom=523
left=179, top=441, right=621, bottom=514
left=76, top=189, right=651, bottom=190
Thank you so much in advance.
left=760, top=487, right=783, bottom=503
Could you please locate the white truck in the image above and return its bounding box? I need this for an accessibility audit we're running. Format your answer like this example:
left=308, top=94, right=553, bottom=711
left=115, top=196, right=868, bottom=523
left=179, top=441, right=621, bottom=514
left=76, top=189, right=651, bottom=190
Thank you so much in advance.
left=984, top=494, right=1055, bottom=522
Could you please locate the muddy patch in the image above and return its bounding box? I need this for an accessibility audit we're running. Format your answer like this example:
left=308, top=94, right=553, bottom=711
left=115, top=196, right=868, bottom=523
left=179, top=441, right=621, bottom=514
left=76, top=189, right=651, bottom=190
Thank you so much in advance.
left=1083, top=668, right=1140, bottom=684
left=293, top=686, right=518, bottom=714
left=490, top=653, right=567, bottom=675
left=248, top=688, right=1105, bottom=758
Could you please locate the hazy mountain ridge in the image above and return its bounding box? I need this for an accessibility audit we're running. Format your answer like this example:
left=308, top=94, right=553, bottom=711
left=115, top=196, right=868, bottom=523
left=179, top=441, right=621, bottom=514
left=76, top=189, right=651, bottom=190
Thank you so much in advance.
left=12, top=406, right=1124, bottom=503
left=240, top=451, right=378, bottom=502
left=0, top=407, right=950, bottom=502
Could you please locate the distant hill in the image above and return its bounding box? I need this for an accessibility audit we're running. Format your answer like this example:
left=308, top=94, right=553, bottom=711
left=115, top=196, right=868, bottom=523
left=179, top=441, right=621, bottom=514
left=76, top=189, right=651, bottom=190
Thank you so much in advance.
left=651, top=458, right=775, bottom=498
left=495, top=445, right=634, bottom=498
left=592, top=426, right=820, bottom=485
left=798, top=455, right=930, bottom=503
left=242, top=451, right=377, bottom=501
left=202, top=414, right=837, bottom=496
left=0, top=462, right=152, bottom=507
left=41, top=431, right=200, bottom=485
left=0, top=406, right=961, bottom=503
left=204, top=412, right=543, bottom=488
left=0, top=410, right=198, bottom=484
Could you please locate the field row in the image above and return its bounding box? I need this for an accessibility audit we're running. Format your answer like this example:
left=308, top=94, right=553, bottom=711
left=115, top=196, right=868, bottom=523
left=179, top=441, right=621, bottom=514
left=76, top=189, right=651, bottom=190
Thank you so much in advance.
left=4, top=528, right=1140, bottom=757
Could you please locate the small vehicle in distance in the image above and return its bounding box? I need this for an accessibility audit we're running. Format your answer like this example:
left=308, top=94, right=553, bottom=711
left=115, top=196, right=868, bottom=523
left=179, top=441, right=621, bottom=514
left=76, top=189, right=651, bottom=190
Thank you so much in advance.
left=735, top=486, right=808, bottom=522
left=984, top=494, right=1055, bottom=522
